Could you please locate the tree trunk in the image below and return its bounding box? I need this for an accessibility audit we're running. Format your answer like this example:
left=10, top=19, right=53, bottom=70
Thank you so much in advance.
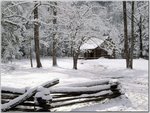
left=70, top=46, right=73, bottom=57
left=129, top=1, right=135, bottom=69
left=30, top=47, right=33, bottom=67
left=130, top=1, right=135, bottom=68
left=112, top=49, right=116, bottom=59
left=34, top=2, right=42, bottom=68
left=73, top=51, right=79, bottom=70
left=123, top=1, right=130, bottom=68
left=52, top=34, right=57, bottom=66
left=139, top=16, right=143, bottom=58
left=52, top=2, right=57, bottom=66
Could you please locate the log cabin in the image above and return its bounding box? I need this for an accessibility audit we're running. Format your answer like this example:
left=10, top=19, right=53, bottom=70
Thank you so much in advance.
left=80, top=36, right=116, bottom=59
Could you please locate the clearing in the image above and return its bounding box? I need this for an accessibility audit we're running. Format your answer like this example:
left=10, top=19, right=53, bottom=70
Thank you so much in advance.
left=1, top=57, right=148, bottom=111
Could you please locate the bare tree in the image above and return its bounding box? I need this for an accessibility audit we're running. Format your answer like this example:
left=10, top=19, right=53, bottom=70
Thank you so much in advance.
left=139, top=15, right=143, bottom=58
left=129, top=1, right=135, bottom=69
left=123, top=1, right=130, bottom=68
left=52, top=2, right=57, bottom=66
left=73, top=50, right=79, bottom=70
left=72, top=36, right=86, bottom=70
left=29, top=46, right=33, bottom=67
left=34, top=2, right=42, bottom=68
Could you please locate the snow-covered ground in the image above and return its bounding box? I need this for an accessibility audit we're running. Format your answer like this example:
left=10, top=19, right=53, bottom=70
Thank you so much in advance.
left=1, top=57, right=149, bottom=111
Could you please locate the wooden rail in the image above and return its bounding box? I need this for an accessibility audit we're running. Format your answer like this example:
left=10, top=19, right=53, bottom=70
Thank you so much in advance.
left=1, top=79, right=122, bottom=112
left=1, top=79, right=59, bottom=112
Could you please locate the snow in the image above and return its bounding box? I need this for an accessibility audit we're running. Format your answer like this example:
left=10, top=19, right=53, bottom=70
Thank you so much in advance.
left=50, top=85, right=110, bottom=93
left=42, top=95, right=52, bottom=101
left=72, top=95, right=135, bottom=111
left=109, top=79, right=119, bottom=84
left=34, top=89, right=52, bottom=101
left=2, top=87, right=36, bottom=111
left=61, top=79, right=109, bottom=87
left=1, top=86, right=27, bottom=94
left=80, top=37, right=105, bottom=50
left=79, top=90, right=113, bottom=98
left=2, top=78, right=57, bottom=111
left=35, top=92, right=43, bottom=98
left=1, top=57, right=148, bottom=111
left=37, top=86, right=45, bottom=92
left=35, top=86, right=52, bottom=101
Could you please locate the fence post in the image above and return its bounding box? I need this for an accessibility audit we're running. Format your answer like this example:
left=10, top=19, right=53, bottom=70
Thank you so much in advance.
left=34, top=87, right=52, bottom=111
left=109, top=80, right=121, bottom=98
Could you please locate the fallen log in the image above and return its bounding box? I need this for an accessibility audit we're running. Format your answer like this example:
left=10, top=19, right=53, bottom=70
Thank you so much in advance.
left=51, top=94, right=75, bottom=98
left=1, top=99, right=10, bottom=104
left=1, top=93, right=19, bottom=100
left=62, top=79, right=109, bottom=87
left=1, top=87, right=27, bottom=94
left=20, top=101, right=45, bottom=108
left=2, top=81, right=120, bottom=101
left=107, top=90, right=121, bottom=98
left=1, top=79, right=59, bottom=112
left=1, top=100, right=37, bottom=107
left=11, top=105, right=49, bottom=112
left=1, top=78, right=59, bottom=94
left=1, top=79, right=121, bottom=112
left=9, top=106, right=37, bottom=112
left=51, top=89, right=120, bottom=109
left=52, top=90, right=112, bottom=102
left=50, top=84, right=111, bottom=94
left=2, top=90, right=114, bottom=104
left=2, top=90, right=121, bottom=111
left=51, top=97, right=105, bottom=108
left=51, top=93, right=113, bottom=109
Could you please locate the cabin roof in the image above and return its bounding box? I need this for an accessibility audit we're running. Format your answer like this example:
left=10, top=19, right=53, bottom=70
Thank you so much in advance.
left=80, top=36, right=108, bottom=50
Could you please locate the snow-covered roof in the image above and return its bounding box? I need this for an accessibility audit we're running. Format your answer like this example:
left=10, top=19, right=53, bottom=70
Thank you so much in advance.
left=80, top=36, right=108, bottom=50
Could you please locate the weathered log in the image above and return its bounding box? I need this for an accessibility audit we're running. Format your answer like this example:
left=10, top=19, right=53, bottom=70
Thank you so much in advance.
left=2, top=91, right=121, bottom=110
left=1, top=99, right=37, bottom=107
left=2, top=95, right=35, bottom=102
left=2, top=91, right=23, bottom=95
left=9, top=106, right=37, bottom=112
left=2, top=90, right=115, bottom=104
left=51, top=90, right=120, bottom=109
left=107, top=90, right=121, bottom=98
left=12, top=106, right=50, bottom=112
left=20, top=101, right=50, bottom=109
left=1, top=81, right=120, bottom=101
left=1, top=78, right=59, bottom=95
left=51, top=96, right=106, bottom=108
left=51, top=94, right=74, bottom=98
left=1, top=87, right=26, bottom=94
left=1, top=79, right=59, bottom=112
left=1, top=79, right=121, bottom=112
left=110, top=84, right=118, bottom=90
left=1, top=99, right=10, bottom=104
left=62, top=80, right=109, bottom=87
left=50, top=84, right=111, bottom=94
left=42, top=79, right=59, bottom=88
left=1, top=89, right=38, bottom=112
left=52, top=90, right=112, bottom=102
left=1, top=93, right=19, bottom=100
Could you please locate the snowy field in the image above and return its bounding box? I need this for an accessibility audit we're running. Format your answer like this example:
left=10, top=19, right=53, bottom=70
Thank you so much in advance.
left=1, top=58, right=149, bottom=111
